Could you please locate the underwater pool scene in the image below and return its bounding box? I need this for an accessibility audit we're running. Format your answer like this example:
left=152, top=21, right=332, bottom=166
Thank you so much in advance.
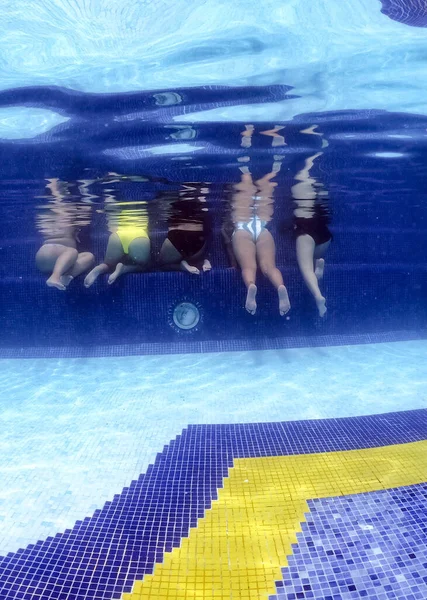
left=0, top=0, right=427, bottom=599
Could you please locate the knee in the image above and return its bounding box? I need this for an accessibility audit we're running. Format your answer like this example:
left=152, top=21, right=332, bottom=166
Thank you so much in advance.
left=80, top=252, right=95, bottom=267
left=242, top=266, right=257, bottom=278
left=259, top=261, right=273, bottom=277
left=35, top=245, right=53, bottom=273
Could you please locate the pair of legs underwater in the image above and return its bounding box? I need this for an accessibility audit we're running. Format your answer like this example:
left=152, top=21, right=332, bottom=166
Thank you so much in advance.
left=36, top=241, right=94, bottom=291
left=292, top=139, right=332, bottom=317
left=231, top=167, right=290, bottom=316
left=84, top=233, right=150, bottom=287
left=232, top=226, right=290, bottom=316
left=295, top=235, right=330, bottom=317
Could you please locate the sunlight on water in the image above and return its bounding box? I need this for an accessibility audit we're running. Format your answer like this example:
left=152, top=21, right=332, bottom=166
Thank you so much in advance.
left=0, top=107, right=68, bottom=138
left=1, top=0, right=427, bottom=135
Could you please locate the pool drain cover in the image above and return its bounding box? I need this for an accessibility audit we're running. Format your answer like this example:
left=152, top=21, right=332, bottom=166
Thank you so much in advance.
left=172, top=302, right=200, bottom=330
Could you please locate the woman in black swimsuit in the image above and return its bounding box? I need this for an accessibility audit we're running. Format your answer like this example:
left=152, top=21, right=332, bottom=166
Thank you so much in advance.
left=292, top=149, right=332, bottom=317
left=159, top=185, right=211, bottom=275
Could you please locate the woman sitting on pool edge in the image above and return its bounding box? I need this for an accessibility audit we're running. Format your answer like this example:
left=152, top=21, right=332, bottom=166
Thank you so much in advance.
left=84, top=198, right=151, bottom=287
left=35, top=178, right=94, bottom=290
left=158, top=185, right=212, bottom=275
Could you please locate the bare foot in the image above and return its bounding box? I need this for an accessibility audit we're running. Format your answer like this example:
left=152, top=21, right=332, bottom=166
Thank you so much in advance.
left=202, top=259, right=212, bottom=272
left=278, top=285, right=290, bottom=316
left=181, top=260, right=200, bottom=275
left=84, top=264, right=109, bottom=288
left=315, top=258, right=325, bottom=280
left=61, top=275, right=73, bottom=288
left=245, top=283, right=257, bottom=315
left=316, top=296, right=327, bottom=317
left=46, top=276, right=66, bottom=291
left=108, top=263, right=125, bottom=284
left=84, top=268, right=100, bottom=288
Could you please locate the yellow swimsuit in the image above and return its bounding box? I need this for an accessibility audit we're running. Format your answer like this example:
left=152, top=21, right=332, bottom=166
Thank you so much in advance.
left=116, top=210, right=149, bottom=254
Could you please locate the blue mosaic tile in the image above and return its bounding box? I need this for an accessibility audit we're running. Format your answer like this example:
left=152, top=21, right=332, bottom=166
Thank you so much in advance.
left=0, top=330, right=426, bottom=359
left=270, top=483, right=427, bottom=600
left=0, top=409, right=426, bottom=599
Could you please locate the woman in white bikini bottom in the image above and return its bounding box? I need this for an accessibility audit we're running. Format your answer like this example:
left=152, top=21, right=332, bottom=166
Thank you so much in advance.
left=232, top=213, right=290, bottom=317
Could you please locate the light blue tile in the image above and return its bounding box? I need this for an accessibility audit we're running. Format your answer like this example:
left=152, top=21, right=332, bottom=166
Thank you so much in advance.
left=0, top=339, right=426, bottom=556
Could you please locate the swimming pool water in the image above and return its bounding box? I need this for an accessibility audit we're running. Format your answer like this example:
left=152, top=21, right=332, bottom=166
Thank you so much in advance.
left=1, top=1, right=427, bottom=599
left=1, top=0, right=427, bottom=135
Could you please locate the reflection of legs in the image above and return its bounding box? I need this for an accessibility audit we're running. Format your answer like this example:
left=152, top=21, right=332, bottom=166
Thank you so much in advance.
left=232, top=230, right=257, bottom=314
left=240, top=124, right=254, bottom=149
left=256, top=230, right=290, bottom=315
left=296, top=235, right=327, bottom=317
left=84, top=233, right=123, bottom=288
left=46, top=247, right=78, bottom=291
left=108, top=237, right=150, bottom=284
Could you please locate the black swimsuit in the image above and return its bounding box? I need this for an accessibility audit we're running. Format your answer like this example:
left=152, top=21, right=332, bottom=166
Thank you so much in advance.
left=167, top=198, right=210, bottom=260
left=167, top=229, right=206, bottom=259
left=293, top=204, right=332, bottom=246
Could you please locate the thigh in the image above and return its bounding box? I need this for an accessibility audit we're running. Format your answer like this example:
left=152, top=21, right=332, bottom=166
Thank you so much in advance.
left=128, top=237, right=151, bottom=265
left=255, top=229, right=276, bottom=267
left=104, top=233, right=124, bottom=265
left=231, top=230, right=257, bottom=270
left=296, top=234, right=316, bottom=268
left=159, top=238, right=183, bottom=264
left=35, top=244, right=68, bottom=273
left=71, top=252, right=95, bottom=277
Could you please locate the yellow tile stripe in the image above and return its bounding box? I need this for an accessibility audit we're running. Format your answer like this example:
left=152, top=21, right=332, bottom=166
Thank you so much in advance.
left=123, top=440, right=427, bottom=599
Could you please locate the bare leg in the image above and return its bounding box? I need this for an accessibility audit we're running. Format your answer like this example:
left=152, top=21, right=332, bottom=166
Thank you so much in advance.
left=46, top=248, right=79, bottom=290
left=71, top=252, right=94, bottom=277
left=84, top=233, right=124, bottom=288
left=84, top=263, right=110, bottom=288
left=314, top=240, right=330, bottom=280
left=159, top=238, right=182, bottom=265
left=108, top=263, right=146, bottom=284
left=128, top=237, right=150, bottom=265
left=315, top=259, right=325, bottom=280
left=256, top=230, right=290, bottom=315
left=232, top=230, right=258, bottom=314
left=108, top=237, right=150, bottom=284
left=296, top=235, right=327, bottom=317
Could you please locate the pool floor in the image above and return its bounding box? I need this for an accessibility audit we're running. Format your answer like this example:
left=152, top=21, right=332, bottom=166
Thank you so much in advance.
left=0, top=340, right=426, bottom=599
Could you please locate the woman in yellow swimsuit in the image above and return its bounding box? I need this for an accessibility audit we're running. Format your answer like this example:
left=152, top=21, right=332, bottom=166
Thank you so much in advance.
left=84, top=200, right=151, bottom=287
